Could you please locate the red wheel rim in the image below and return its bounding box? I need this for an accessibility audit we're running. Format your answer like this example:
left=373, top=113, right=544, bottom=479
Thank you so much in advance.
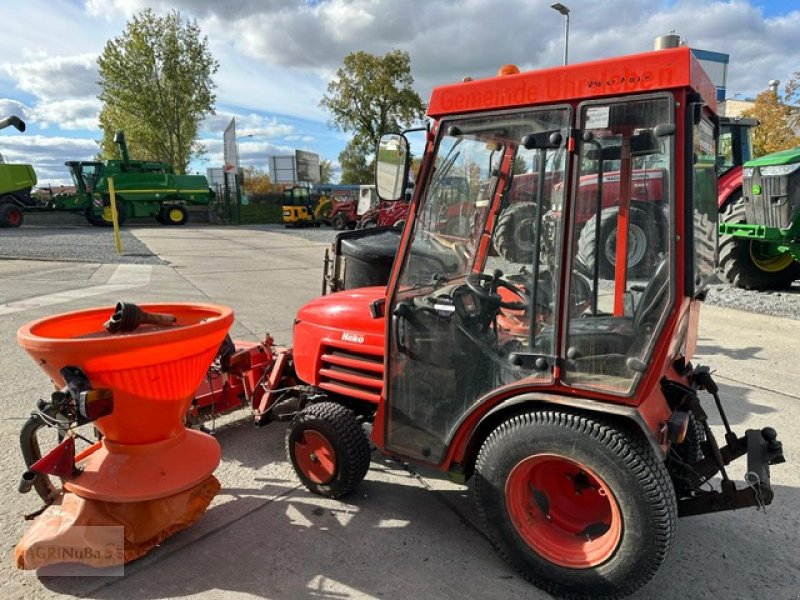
left=8, top=209, right=21, bottom=226
left=505, top=454, right=622, bottom=569
left=294, top=430, right=336, bottom=485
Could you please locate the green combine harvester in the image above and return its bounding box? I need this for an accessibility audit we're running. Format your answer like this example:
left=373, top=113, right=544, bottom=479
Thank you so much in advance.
left=56, top=131, right=214, bottom=226
left=1, top=115, right=214, bottom=227
left=720, top=146, right=800, bottom=289
left=0, top=116, right=35, bottom=227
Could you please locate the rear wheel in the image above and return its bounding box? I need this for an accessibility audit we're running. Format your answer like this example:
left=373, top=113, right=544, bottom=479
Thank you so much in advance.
left=331, top=212, right=349, bottom=231
left=577, top=206, right=657, bottom=280
left=286, top=402, right=371, bottom=498
left=719, top=194, right=800, bottom=290
left=493, top=202, right=537, bottom=263
left=0, top=202, right=23, bottom=227
left=160, top=204, right=189, bottom=226
left=474, top=410, right=676, bottom=599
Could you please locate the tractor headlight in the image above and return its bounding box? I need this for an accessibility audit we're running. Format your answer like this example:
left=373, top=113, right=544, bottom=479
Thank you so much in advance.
left=760, top=163, right=800, bottom=177
left=743, top=167, right=755, bottom=179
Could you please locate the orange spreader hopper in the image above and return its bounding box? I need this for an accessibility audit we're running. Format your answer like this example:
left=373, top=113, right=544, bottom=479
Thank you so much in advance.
left=15, top=303, right=233, bottom=570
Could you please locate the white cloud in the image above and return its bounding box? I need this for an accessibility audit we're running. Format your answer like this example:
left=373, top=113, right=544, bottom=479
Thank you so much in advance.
left=199, top=137, right=296, bottom=169
left=31, top=98, right=101, bottom=130
left=0, top=98, right=31, bottom=122
left=3, top=53, right=99, bottom=100
left=0, top=134, right=99, bottom=184
left=201, top=112, right=295, bottom=138
left=81, top=0, right=800, bottom=107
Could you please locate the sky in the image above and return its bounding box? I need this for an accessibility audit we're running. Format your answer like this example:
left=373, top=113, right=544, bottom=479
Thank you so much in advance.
left=0, top=0, right=798, bottom=185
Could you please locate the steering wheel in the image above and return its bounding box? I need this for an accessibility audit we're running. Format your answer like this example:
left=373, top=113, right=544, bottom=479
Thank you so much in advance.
left=465, top=271, right=530, bottom=310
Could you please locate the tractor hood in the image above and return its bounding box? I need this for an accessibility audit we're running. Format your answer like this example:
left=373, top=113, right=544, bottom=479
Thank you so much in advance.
left=295, top=286, right=386, bottom=337
left=746, top=147, right=800, bottom=167
left=293, top=286, right=387, bottom=401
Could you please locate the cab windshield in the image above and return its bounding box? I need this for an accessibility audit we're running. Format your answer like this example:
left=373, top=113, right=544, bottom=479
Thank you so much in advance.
left=398, top=107, right=570, bottom=291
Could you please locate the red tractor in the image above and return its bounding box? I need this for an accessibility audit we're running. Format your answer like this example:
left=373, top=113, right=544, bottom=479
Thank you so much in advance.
left=200, top=48, right=782, bottom=598
left=21, top=47, right=784, bottom=599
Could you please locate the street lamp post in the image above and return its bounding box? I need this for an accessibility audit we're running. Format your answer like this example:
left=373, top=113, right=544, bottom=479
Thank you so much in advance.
left=551, top=3, right=570, bottom=66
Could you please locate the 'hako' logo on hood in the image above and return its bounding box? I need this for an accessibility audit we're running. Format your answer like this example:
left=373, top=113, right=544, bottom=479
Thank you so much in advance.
left=341, top=331, right=365, bottom=344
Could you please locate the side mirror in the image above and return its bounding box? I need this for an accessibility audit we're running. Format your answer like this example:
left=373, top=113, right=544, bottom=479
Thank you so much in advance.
left=375, top=133, right=409, bottom=202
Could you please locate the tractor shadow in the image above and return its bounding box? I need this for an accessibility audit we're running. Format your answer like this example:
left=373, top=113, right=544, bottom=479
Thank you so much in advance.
left=35, top=474, right=800, bottom=600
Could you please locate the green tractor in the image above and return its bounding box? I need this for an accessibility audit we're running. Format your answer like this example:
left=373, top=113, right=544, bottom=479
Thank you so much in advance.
left=719, top=146, right=800, bottom=289
left=0, top=116, right=35, bottom=228
left=61, top=131, right=214, bottom=227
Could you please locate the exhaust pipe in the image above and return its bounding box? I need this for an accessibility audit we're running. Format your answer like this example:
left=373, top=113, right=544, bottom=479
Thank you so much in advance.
left=0, top=116, right=26, bottom=132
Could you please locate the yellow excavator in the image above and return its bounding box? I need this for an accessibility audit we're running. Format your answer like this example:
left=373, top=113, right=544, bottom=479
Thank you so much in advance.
left=281, top=185, right=331, bottom=227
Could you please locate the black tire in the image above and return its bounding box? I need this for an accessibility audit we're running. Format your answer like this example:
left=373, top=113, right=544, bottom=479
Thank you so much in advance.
left=331, top=212, right=349, bottom=231
left=474, top=409, right=677, bottom=600
left=668, top=415, right=706, bottom=498
left=286, top=402, right=371, bottom=498
left=95, top=196, right=127, bottom=227
left=577, top=206, right=657, bottom=280
left=356, top=216, right=377, bottom=230
left=719, top=194, right=800, bottom=290
left=493, top=202, right=537, bottom=263
left=161, top=204, right=189, bottom=226
left=0, top=202, right=24, bottom=227
left=85, top=206, right=100, bottom=226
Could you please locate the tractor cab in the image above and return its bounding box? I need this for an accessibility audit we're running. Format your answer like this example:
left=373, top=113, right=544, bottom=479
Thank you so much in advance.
left=377, top=93, right=687, bottom=464
left=281, top=185, right=317, bottom=227
left=65, top=161, right=103, bottom=193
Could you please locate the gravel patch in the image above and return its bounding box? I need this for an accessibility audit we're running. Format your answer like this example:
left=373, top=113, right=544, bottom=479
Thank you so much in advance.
left=0, top=225, right=165, bottom=264
left=704, top=281, right=800, bottom=320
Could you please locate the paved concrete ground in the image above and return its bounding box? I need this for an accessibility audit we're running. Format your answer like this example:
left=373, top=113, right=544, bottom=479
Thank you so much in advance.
left=0, top=224, right=797, bottom=600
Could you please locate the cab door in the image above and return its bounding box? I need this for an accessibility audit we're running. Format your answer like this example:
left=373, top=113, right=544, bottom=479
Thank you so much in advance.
left=383, top=107, right=570, bottom=464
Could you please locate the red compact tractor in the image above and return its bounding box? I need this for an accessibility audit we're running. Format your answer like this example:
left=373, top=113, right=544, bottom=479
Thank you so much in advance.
left=20, top=47, right=784, bottom=598
left=195, top=47, right=784, bottom=598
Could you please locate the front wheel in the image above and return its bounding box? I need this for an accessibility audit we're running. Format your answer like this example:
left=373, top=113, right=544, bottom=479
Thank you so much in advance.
left=474, top=410, right=676, bottom=599
left=719, top=195, right=800, bottom=290
left=331, top=213, right=349, bottom=231
left=286, top=402, right=371, bottom=498
left=0, top=202, right=24, bottom=227
left=160, top=204, right=188, bottom=226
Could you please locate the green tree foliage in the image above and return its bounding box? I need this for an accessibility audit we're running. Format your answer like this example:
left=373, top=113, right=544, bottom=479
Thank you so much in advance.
left=97, top=9, right=218, bottom=173
left=743, top=75, right=800, bottom=157
left=339, top=139, right=372, bottom=184
left=321, top=50, right=425, bottom=183
left=320, top=159, right=334, bottom=184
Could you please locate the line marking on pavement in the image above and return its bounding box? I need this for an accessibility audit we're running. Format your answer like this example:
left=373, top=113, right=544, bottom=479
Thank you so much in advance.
left=106, top=264, right=153, bottom=285
left=0, top=265, right=152, bottom=316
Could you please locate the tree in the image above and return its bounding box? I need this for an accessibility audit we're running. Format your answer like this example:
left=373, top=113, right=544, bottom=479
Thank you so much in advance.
left=242, top=166, right=273, bottom=196
left=321, top=50, right=426, bottom=182
left=97, top=9, right=218, bottom=173
left=743, top=75, right=800, bottom=157
left=339, top=139, right=372, bottom=184
left=320, top=159, right=334, bottom=184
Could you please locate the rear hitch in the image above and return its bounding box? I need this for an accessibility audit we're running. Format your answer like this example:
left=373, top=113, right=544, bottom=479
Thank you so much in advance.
left=661, top=367, right=785, bottom=517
